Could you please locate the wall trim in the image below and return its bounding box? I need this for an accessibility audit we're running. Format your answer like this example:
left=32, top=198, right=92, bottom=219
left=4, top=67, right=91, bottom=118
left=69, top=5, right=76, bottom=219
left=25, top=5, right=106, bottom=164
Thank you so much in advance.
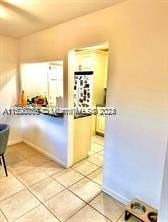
left=8, top=139, right=23, bottom=146
left=23, top=139, right=67, bottom=168
left=102, top=185, right=130, bottom=205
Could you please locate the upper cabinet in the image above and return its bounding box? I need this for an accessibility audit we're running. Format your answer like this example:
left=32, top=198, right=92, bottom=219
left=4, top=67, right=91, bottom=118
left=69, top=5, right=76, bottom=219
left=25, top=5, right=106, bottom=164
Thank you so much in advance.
left=75, top=53, right=94, bottom=71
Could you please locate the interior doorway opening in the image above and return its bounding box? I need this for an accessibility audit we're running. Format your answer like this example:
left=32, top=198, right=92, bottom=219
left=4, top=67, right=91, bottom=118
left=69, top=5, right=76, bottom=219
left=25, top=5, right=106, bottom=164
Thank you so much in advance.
left=70, top=42, right=109, bottom=185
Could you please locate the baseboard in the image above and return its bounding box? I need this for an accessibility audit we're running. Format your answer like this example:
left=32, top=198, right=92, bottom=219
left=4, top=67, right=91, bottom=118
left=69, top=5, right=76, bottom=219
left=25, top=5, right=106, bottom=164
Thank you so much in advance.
left=23, top=139, right=67, bottom=168
left=102, top=185, right=130, bottom=205
left=8, top=139, right=23, bottom=146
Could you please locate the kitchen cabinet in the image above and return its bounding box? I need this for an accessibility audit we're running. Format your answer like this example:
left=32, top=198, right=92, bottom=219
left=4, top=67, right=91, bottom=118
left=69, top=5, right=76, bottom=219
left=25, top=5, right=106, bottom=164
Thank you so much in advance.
left=73, top=115, right=92, bottom=163
left=96, top=115, right=105, bottom=135
left=75, top=54, right=94, bottom=71
left=96, top=107, right=105, bottom=135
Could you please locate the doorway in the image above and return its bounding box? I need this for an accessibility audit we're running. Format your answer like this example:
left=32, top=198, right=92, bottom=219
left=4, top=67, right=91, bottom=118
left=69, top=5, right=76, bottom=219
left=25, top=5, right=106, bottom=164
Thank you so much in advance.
left=68, top=42, right=109, bottom=186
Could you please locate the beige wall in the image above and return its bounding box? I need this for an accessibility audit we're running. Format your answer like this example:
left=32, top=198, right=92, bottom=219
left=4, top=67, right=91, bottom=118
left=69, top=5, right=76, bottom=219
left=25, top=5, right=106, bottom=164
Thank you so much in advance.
left=19, top=0, right=168, bottom=208
left=0, top=35, right=19, bottom=107
left=0, top=35, right=22, bottom=143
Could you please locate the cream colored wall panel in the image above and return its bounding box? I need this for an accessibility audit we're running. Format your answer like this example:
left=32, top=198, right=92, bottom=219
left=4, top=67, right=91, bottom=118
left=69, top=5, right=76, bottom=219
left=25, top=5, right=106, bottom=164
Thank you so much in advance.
left=0, top=35, right=19, bottom=107
left=0, top=35, right=22, bottom=143
left=93, top=51, right=107, bottom=106
left=73, top=116, right=92, bottom=163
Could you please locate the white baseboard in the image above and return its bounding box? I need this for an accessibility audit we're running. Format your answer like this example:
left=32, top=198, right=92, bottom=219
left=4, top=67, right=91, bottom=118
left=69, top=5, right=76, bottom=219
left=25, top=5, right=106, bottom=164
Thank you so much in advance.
left=102, top=185, right=130, bottom=205
left=23, top=139, right=67, bottom=168
left=8, top=139, right=23, bottom=146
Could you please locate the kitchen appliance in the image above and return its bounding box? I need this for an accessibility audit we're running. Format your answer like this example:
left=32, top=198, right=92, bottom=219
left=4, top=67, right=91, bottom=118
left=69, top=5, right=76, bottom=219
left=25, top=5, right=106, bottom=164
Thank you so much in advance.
left=74, top=71, right=93, bottom=109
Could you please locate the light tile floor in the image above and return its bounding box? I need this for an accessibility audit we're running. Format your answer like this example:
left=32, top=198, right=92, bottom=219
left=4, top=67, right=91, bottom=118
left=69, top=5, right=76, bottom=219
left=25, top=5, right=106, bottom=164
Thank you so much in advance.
left=0, top=136, right=138, bottom=222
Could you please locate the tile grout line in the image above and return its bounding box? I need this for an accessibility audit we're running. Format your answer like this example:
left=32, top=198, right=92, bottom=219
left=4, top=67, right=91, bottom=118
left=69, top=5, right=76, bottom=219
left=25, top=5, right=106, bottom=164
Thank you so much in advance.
left=6, top=146, right=40, bottom=161
left=72, top=162, right=101, bottom=177
left=7, top=142, right=103, bottom=178
left=66, top=181, right=102, bottom=204
left=13, top=187, right=62, bottom=222
left=0, top=187, right=27, bottom=204
left=37, top=169, right=103, bottom=221
left=8, top=164, right=65, bottom=222
left=9, top=159, right=101, bottom=221
left=87, top=201, right=113, bottom=222
left=88, top=149, right=104, bottom=156
left=85, top=168, right=103, bottom=186
left=1, top=153, right=64, bottom=221
left=6, top=145, right=100, bottom=182
left=2, top=141, right=106, bottom=221
left=87, top=159, right=103, bottom=168
left=7, top=157, right=66, bottom=188
left=1, top=162, right=42, bottom=221
left=115, top=212, right=125, bottom=222
left=87, top=197, right=125, bottom=222
left=64, top=204, right=87, bottom=222
left=42, top=189, right=86, bottom=222
left=0, top=208, right=9, bottom=222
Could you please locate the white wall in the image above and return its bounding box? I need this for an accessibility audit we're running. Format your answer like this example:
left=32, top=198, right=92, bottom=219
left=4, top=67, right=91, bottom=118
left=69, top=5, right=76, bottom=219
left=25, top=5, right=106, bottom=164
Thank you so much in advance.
left=19, top=60, right=68, bottom=166
left=21, top=62, right=48, bottom=99
left=22, top=115, right=67, bottom=167
left=0, top=35, right=22, bottom=143
left=19, top=0, right=168, bottom=209
left=159, top=141, right=168, bottom=222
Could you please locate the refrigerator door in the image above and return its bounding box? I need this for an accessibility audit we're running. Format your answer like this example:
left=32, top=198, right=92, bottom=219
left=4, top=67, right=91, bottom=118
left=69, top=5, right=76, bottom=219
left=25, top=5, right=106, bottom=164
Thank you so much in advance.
left=74, top=71, right=93, bottom=108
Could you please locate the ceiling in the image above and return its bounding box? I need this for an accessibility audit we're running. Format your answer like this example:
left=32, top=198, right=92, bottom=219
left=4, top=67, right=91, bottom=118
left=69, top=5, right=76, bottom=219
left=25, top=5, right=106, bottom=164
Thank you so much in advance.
left=0, top=0, right=124, bottom=38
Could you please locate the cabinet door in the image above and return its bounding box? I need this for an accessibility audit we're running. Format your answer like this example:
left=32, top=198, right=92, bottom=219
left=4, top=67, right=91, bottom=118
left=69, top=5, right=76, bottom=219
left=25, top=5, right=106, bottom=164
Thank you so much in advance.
left=75, top=54, right=94, bottom=71
left=96, top=115, right=105, bottom=134
left=74, top=116, right=92, bottom=163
